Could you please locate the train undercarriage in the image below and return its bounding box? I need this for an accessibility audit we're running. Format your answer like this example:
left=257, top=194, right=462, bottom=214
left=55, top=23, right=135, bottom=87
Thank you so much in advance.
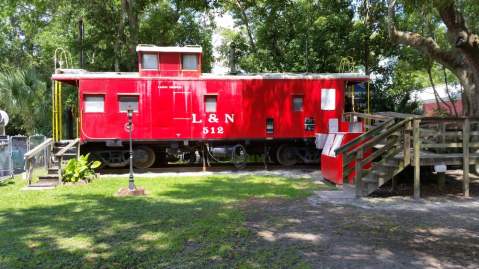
left=81, top=139, right=320, bottom=169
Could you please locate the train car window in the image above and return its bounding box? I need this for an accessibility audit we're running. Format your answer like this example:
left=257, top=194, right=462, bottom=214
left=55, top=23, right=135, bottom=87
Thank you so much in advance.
left=182, top=54, right=198, bottom=70
left=204, top=95, right=217, bottom=113
left=266, top=118, right=274, bottom=134
left=292, top=95, right=303, bottom=111
left=84, top=95, right=105, bottom=113
left=304, top=117, right=316, bottom=131
left=142, top=53, right=158, bottom=69
left=119, top=95, right=139, bottom=112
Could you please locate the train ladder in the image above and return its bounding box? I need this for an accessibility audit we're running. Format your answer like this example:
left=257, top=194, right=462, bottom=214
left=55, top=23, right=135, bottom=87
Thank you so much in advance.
left=52, top=80, right=62, bottom=142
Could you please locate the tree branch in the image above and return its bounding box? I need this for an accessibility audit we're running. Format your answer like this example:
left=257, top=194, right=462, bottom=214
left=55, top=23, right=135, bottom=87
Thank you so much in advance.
left=434, top=0, right=479, bottom=49
left=387, top=0, right=461, bottom=70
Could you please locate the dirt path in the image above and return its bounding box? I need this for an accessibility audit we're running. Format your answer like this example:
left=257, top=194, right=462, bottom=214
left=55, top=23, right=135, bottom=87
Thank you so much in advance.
left=242, top=193, right=479, bottom=268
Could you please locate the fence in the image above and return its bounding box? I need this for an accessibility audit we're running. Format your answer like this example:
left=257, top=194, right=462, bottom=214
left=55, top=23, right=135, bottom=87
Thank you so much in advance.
left=0, top=135, right=47, bottom=181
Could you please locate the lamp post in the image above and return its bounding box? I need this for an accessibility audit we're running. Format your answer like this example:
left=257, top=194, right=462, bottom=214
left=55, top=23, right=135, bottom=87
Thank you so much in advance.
left=116, top=107, right=145, bottom=197
left=127, top=108, right=135, bottom=191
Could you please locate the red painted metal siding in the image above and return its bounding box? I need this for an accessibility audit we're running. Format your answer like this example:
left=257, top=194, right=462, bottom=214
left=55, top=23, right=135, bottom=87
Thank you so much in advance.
left=78, top=77, right=350, bottom=142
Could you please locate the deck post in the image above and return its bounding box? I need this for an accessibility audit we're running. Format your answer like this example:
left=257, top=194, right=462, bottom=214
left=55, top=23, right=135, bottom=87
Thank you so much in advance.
left=413, top=119, right=421, bottom=199
left=355, top=149, right=363, bottom=198
left=437, top=172, right=445, bottom=192
left=440, top=122, right=446, bottom=154
left=403, top=119, right=412, bottom=166
left=463, top=118, right=470, bottom=197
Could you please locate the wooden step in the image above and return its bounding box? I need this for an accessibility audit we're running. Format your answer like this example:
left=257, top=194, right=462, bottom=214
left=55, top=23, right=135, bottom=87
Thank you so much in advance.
left=362, top=174, right=378, bottom=184
left=26, top=180, right=58, bottom=189
left=48, top=166, right=60, bottom=173
left=38, top=175, right=59, bottom=181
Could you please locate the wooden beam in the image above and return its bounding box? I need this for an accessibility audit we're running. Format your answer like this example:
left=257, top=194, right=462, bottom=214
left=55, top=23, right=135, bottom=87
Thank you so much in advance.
left=403, top=120, right=411, bottom=166
left=355, top=149, right=364, bottom=198
left=463, top=118, right=470, bottom=197
left=413, top=119, right=421, bottom=199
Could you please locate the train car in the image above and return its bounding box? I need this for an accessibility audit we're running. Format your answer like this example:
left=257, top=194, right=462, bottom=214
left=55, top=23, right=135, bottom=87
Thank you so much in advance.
left=52, top=45, right=369, bottom=168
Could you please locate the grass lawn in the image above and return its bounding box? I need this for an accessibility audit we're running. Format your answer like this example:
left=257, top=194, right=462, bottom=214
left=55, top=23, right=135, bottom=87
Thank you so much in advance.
left=0, top=174, right=320, bottom=268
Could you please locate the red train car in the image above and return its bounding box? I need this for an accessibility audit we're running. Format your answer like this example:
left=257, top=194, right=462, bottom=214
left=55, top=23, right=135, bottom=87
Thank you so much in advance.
left=52, top=45, right=368, bottom=168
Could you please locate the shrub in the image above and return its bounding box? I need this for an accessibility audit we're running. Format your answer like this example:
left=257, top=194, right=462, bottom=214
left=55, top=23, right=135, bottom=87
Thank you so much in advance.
left=62, top=153, right=101, bottom=183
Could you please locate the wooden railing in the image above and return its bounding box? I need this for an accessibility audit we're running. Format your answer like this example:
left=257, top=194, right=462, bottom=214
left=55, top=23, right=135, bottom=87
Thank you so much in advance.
left=24, top=138, right=53, bottom=185
left=335, top=115, right=479, bottom=198
left=55, top=138, right=80, bottom=183
left=342, top=112, right=393, bottom=131
left=335, top=113, right=399, bottom=184
left=416, top=117, right=479, bottom=197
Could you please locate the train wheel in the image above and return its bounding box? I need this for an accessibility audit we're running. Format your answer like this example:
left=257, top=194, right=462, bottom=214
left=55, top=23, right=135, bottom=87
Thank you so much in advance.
left=133, top=146, right=156, bottom=169
left=296, top=148, right=320, bottom=164
left=276, top=144, right=298, bottom=166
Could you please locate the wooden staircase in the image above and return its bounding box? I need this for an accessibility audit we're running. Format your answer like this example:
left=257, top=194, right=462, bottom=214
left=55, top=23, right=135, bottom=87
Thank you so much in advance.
left=24, top=138, right=80, bottom=188
left=337, top=113, right=479, bottom=198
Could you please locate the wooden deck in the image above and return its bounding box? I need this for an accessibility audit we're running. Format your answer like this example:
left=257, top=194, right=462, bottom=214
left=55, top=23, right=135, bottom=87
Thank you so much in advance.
left=337, top=113, right=479, bottom=198
left=394, top=151, right=479, bottom=166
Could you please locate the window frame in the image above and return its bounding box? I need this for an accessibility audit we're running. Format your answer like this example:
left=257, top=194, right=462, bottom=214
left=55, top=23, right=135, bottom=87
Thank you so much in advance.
left=204, top=94, right=218, bottom=113
left=182, top=53, right=199, bottom=70
left=141, top=53, right=159, bottom=70
left=266, top=118, right=274, bottom=134
left=118, top=94, right=140, bottom=113
left=292, top=95, right=304, bottom=112
left=83, top=94, right=105, bottom=113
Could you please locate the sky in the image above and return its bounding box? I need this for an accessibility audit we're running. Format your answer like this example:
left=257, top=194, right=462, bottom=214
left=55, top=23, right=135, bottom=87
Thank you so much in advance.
left=211, top=12, right=234, bottom=74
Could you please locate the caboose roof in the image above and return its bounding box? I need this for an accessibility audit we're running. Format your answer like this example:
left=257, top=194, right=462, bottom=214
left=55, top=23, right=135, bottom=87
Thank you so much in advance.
left=136, top=44, right=202, bottom=53
left=52, top=69, right=369, bottom=81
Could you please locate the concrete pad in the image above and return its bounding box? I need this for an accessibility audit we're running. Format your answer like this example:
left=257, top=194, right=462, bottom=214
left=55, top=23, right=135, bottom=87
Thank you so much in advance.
left=22, top=186, right=56, bottom=191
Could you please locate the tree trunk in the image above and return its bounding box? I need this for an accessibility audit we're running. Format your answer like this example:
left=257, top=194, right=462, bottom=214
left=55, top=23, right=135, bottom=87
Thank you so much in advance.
left=387, top=0, right=479, bottom=116
left=454, top=68, right=479, bottom=116
left=234, top=0, right=256, bottom=51
left=121, top=0, right=139, bottom=69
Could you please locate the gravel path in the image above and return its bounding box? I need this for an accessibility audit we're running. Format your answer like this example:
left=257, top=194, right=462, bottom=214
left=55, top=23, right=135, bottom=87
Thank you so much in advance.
left=242, top=187, right=479, bottom=269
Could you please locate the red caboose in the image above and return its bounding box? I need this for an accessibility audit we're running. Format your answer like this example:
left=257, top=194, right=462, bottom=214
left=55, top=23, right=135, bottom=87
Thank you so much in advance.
left=52, top=45, right=369, bottom=168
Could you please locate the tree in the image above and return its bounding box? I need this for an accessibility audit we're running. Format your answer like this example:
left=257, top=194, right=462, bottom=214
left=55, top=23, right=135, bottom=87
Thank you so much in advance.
left=387, top=0, right=479, bottom=116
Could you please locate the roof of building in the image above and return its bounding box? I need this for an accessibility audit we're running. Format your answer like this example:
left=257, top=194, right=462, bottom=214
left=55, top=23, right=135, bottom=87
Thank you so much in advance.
left=136, top=45, right=203, bottom=53
left=413, top=83, right=462, bottom=104
left=52, top=69, right=370, bottom=81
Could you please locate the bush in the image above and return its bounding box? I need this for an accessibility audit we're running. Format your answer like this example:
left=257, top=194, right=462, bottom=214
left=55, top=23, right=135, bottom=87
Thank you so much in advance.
left=62, top=153, right=101, bottom=183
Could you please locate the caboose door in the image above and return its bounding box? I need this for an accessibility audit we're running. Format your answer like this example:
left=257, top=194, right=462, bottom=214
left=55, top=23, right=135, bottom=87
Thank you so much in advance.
left=172, top=87, right=192, bottom=138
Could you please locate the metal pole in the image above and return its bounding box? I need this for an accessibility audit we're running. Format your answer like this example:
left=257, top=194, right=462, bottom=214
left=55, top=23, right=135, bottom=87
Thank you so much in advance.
left=128, top=109, right=135, bottom=191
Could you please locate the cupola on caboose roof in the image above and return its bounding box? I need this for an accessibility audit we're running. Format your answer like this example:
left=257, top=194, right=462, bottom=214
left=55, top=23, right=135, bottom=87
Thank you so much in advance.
left=136, top=44, right=202, bottom=77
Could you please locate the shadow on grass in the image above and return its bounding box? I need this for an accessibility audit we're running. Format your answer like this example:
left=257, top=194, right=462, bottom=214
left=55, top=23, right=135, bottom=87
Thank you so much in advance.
left=0, top=179, right=14, bottom=187
left=0, top=175, right=314, bottom=268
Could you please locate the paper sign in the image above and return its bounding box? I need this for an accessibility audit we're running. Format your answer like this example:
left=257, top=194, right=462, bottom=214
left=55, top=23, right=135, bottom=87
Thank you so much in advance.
left=321, top=88, right=336, bottom=110
left=329, top=118, right=339, bottom=132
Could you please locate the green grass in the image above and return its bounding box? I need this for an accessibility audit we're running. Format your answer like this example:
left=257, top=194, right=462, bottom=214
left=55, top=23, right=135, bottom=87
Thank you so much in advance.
left=0, top=174, right=319, bottom=268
